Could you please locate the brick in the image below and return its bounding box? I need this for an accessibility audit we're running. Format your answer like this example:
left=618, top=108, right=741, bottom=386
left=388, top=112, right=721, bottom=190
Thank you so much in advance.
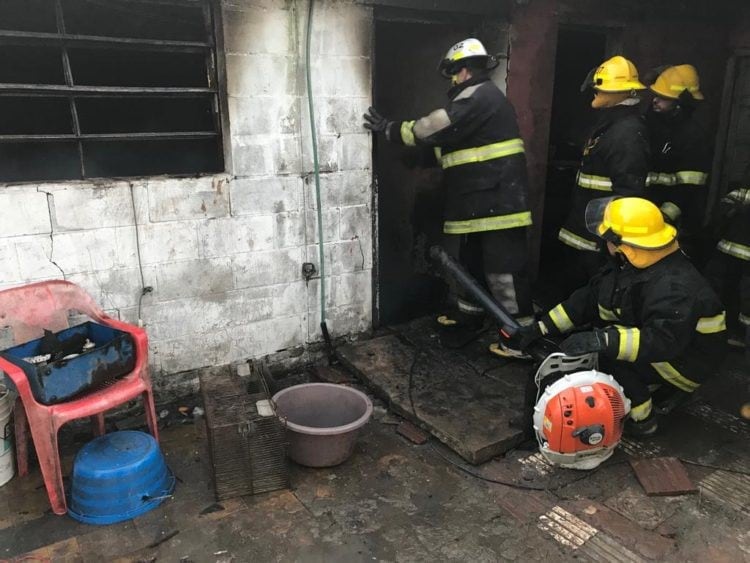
left=233, top=247, right=302, bottom=288
left=49, top=183, right=134, bottom=231
left=0, top=238, right=21, bottom=284
left=305, top=208, right=340, bottom=244
left=630, top=457, right=698, bottom=496
left=138, top=221, right=201, bottom=265
left=338, top=132, right=372, bottom=171
left=224, top=7, right=291, bottom=55
left=0, top=190, right=51, bottom=237
left=154, top=258, right=234, bottom=300
left=228, top=95, right=300, bottom=136
left=66, top=267, right=144, bottom=310
left=200, top=215, right=274, bottom=257
left=231, top=176, right=302, bottom=216
left=226, top=54, right=296, bottom=98
left=274, top=211, right=305, bottom=248
left=147, top=177, right=230, bottom=222
left=397, top=421, right=430, bottom=445
left=232, top=135, right=275, bottom=177
left=339, top=205, right=370, bottom=240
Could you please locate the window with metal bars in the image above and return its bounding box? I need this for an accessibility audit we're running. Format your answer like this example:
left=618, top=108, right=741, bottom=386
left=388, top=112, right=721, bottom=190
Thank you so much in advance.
left=0, top=0, right=224, bottom=183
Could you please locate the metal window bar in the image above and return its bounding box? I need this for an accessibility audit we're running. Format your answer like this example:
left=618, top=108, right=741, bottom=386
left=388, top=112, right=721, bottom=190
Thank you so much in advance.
left=0, top=0, right=222, bottom=180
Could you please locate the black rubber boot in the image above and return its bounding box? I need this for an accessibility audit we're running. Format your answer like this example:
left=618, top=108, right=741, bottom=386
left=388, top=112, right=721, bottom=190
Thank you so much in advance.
left=625, top=411, right=659, bottom=438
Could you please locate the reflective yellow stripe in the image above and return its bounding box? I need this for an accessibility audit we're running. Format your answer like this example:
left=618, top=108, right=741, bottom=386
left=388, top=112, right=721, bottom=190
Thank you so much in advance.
left=739, top=313, right=750, bottom=326
left=401, top=120, right=416, bottom=146
left=696, top=312, right=726, bottom=334
left=443, top=211, right=532, bottom=234
left=598, top=304, right=618, bottom=321
left=440, top=138, right=525, bottom=169
left=615, top=326, right=640, bottom=362
left=549, top=304, right=574, bottom=333
left=651, top=362, right=700, bottom=392
left=647, top=171, right=708, bottom=186
left=577, top=172, right=613, bottom=191
left=558, top=228, right=599, bottom=252
left=630, top=398, right=653, bottom=422
left=433, top=147, right=442, bottom=164
left=717, top=240, right=750, bottom=261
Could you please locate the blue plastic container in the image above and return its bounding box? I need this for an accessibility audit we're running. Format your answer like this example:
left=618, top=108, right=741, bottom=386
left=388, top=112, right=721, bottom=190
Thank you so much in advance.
left=68, top=431, right=175, bottom=525
left=1, top=321, right=135, bottom=405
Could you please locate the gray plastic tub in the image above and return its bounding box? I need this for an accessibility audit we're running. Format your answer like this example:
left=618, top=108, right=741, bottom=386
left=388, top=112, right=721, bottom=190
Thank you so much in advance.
left=272, top=383, right=373, bottom=467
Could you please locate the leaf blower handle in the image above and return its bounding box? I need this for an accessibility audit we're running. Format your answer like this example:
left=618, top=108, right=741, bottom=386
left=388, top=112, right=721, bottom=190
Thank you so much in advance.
left=428, top=245, right=521, bottom=337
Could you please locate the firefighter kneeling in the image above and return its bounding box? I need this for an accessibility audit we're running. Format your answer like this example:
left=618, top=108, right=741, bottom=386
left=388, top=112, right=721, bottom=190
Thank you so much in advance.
left=518, top=197, right=727, bottom=436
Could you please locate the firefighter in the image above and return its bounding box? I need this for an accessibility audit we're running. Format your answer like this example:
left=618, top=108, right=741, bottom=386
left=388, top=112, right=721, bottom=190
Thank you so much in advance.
left=704, top=187, right=750, bottom=358
left=646, top=64, right=712, bottom=265
left=517, top=197, right=727, bottom=435
left=558, top=56, right=650, bottom=293
left=363, top=38, right=533, bottom=358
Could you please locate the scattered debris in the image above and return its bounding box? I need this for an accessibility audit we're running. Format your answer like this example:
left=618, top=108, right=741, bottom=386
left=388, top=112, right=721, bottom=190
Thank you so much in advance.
left=192, top=406, right=205, bottom=418
left=200, top=502, right=225, bottom=515
left=159, top=409, right=169, bottom=419
left=146, top=529, right=179, bottom=549
left=178, top=406, right=190, bottom=416
left=312, top=364, right=354, bottom=384
left=396, top=421, right=429, bottom=444
left=630, top=457, right=698, bottom=496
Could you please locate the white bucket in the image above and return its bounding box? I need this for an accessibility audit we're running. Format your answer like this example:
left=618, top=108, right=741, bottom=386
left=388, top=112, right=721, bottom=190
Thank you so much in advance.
left=0, top=384, right=14, bottom=487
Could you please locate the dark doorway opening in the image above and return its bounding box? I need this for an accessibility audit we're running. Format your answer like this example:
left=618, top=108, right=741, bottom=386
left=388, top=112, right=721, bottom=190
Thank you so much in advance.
left=537, top=27, right=608, bottom=306
left=372, top=14, right=506, bottom=327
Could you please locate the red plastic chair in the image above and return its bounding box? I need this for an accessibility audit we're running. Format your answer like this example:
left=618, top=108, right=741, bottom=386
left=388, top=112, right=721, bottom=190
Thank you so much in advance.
left=0, top=280, right=159, bottom=515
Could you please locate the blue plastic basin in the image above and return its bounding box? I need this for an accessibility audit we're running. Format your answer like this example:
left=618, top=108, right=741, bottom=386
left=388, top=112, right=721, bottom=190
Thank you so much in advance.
left=67, top=431, right=175, bottom=525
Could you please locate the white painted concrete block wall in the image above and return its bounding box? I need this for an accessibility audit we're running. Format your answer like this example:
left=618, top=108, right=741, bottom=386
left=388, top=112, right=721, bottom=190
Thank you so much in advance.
left=0, top=0, right=373, bottom=386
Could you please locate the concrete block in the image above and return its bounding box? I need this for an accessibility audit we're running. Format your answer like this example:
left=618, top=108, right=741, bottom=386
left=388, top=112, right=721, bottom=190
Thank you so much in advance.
left=312, top=57, right=371, bottom=98
left=49, top=183, right=134, bottom=231
left=305, top=208, right=339, bottom=244
left=12, top=235, right=63, bottom=280
left=333, top=270, right=372, bottom=306
left=138, top=221, right=201, bottom=265
left=271, top=135, right=302, bottom=175
left=309, top=5, right=372, bottom=57
left=232, top=314, right=305, bottom=358
left=331, top=239, right=371, bottom=274
left=304, top=243, right=333, bottom=273
left=300, top=133, right=339, bottom=173
left=200, top=215, right=274, bottom=257
left=317, top=97, right=371, bottom=135
left=147, top=177, right=230, bottom=222
left=222, top=0, right=290, bottom=12
left=66, top=267, right=144, bottom=310
left=113, top=226, right=140, bottom=269
left=271, top=281, right=307, bottom=317
left=155, top=257, right=234, bottom=301
left=231, top=176, right=302, bottom=216
left=233, top=247, right=303, bottom=288
left=224, top=7, right=291, bottom=55
left=339, top=204, right=370, bottom=240
left=156, top=332, right=234, bottom=374
left=0, top=238, right=21, bottom=284
left=305, top=276, right=336, bottom=312
left=274, top=211, right=306, bottom=248
left=305, top=172, right=341, bottom=210
left=0, top=190, right=51, bottom=237
left=307, top=300, right=371, bottom=342
left=226, top=54, right=295, bottom=98
left=232, top=135, right=275, bottom=177
left=51, top=227, right=136, bottom=274
left=340, top=169, right=371, bottom=207
left=228, top=95, right=300, bottom=136
left=338, top=133, right=371, bottom=171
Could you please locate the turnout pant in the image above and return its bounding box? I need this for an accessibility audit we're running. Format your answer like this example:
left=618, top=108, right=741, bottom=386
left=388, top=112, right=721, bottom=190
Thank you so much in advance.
left=704, top=251, right=750, bottom=334
left=442, top=227, right=533, bottom=326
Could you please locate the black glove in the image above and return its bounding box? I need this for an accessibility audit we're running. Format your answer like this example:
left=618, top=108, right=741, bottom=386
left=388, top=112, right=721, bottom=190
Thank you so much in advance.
left=363, top=107, right=391, bottom=133
left=504, top=322, right=544, bottom=351
left=560, top=329, right=608, bottom=356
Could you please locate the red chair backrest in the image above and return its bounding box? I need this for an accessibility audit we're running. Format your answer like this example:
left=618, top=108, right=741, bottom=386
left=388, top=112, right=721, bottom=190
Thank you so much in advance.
left=0, top=280, right=103, bottom=345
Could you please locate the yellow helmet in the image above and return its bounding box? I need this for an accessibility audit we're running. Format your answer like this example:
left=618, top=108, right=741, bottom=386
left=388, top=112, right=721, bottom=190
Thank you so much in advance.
left=650, top=64, right=704, bottom=101
left=588, top=56, right=646, bottom=93
left=438, top=38, right=498, bottom=78
left=595, top=197, right=677, bottom=249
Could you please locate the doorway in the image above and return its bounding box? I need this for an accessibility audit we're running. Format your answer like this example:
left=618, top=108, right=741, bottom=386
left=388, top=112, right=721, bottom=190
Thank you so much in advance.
left=372, top=13, right=508, bottom=326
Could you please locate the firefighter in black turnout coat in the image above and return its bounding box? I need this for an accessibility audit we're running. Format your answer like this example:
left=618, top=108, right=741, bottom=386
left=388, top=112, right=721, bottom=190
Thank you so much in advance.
left=558, top=56, right=650, bottom=293
left=364, top=38, right=533, bottom=358
left=520, top=197, right=727, bottom=436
